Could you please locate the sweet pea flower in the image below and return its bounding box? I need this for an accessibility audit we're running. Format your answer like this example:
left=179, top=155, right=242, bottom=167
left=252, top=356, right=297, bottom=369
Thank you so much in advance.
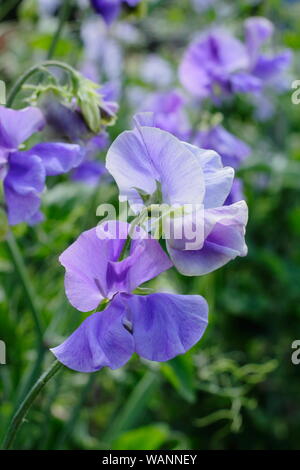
left=72, top=133, right=110, bottom=185
left=224, top=178, right=245, bottom=206
left=90, top=0, right=141, bottom=25
left=194, top=125, right=251, bottom=169
left=106, top=113, right=248, bottom=276
left=0, top=106, right=82, bottom=225
left=179, top=29, right=254, bottom=99
left=245, top=17, right=292, bottom=84
left=44, top=100, right=111, bottom=186
left=51, top=221, right=208, bottom=372
left=141, top=90, right=190, bottom=140
left=193, top=125, right=250, bottom=204
left=179, top=17, right=291, bottom=100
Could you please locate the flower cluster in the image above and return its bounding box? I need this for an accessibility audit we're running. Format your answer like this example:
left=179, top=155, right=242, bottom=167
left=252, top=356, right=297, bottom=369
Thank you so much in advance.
left=2, top=4, right=264, bottom=374
left=179, top=17, right=291, bottom=100
left=51, top=110, right=248, bottom=372
left=0, top=106, right=82, bottom=225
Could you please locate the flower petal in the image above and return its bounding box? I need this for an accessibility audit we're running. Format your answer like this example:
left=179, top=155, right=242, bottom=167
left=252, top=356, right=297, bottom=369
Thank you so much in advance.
left=106, top=126, right=205, bottom=208
left=28, top=143, right=83, bottom=176
left=51, top=297, right=134, bottom=372
left=90, top=0, right=121, bottom=24
left=59, top=224, right=126, bottom=312
left=72, top=160, right=107, bottom=185
left=109, top=232, right=172, bottom=292
left=195, top=125, right=251, bottom=169
left=4, top=151, right=45, bottom=225
left=183, top=143, right=234, bottom=208
left=229, top=72, right=262, bottom=93
left=179, top=31, right=249, bottom=97
left=125, top=293, right=208, bottom=362
left=0, top=106, right=45, bottom=150
left=167, top=201, right=248, bottom=276
left=245, top=17, right=274, bottom=64
left=60, top=221, right=172, bottom=311
left=252, top=51, right=292, bottom=81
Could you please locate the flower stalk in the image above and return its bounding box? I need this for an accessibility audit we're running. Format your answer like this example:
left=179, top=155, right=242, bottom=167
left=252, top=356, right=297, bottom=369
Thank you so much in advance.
left=2, top=360, right=63, bottom=450
left=6, top=60, right=78, bottom=108
left=6, top=231, right=44, bottom=344
left=47, top=0, right=72, bottom=60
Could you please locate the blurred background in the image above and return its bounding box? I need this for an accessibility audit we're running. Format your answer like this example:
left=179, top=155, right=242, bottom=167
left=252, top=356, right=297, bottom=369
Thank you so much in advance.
left=0, top=0, right=300, bottom=450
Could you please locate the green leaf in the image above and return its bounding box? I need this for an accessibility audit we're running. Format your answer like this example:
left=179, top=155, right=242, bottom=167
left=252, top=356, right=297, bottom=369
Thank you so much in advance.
left=112, top=424, right=169, bottom=450
left=160, top=354, right=196, bottom=403
left=103, top=370, right=158, bottom=445
left=30, top=34, right=73, bottom=56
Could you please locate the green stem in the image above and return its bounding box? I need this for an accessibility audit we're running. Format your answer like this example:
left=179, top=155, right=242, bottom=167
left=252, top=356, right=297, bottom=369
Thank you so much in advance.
left=14, top=344, right=46, bottom=407
left=47, top=0, right=72, bottom=60
left=6, top=231, right=44, bottom=343
left=2, top=360, right=63, bottom=450
left=118, top=209, right=148, bottom=261
left=6, top=60, right=78, bottom=107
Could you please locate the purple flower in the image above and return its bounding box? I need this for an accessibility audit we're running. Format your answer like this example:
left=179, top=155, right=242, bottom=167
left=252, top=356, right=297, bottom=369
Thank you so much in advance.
left=141, top=90, right=190, bottom=140
left=179, top=18, right=291, bottom=99
left=179, top=29, right=253, bottom=99
left=50, top=221, right=208, bottom=372
left=245, top=17, right=292, bottom=83
left=45, top=101, right=88, bottom=142
left=44, top=101, right=110, bottom=186
left=0, top=106, right=82, bottom=225
left=193, top=125, right=249, bottom=206
left=106, top=113, right=248, bottom=276
left=194, top=125, right=250, bottom=169
left=72, top=134, right=110, bottom=185
left=90, top=0, right=141, bottom=25
left=224, top=178, right=245, bottom=206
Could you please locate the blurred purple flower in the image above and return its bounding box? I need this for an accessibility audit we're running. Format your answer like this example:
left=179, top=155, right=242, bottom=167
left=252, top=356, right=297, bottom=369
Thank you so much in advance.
left=179, top=29, right=252, bottom=99
left=194, top=125, right=251, bottom=169
left=90, top=0, right=141, bottom=25
left=179, top=17, right=291, bottom=99
left=51, top=221, right=208, bottom=372
left=106, top=113, right=248, bottom=276
left=245, top=17, right=292, bottom=83
left=141, top=90, right=190, bottom=139
left=0, top=106, right=83, bottom=225
left=44, top=101, right=111, bottom=186
left=72, top=134, right=110, bottom=185
left=81, top=18, right=123, bottom=82
left=224, top=178, right=245, bottom=206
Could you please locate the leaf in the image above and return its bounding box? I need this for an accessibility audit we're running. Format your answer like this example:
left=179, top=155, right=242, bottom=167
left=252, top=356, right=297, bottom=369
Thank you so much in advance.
left=160, top=353, right=196, bottom=403
left=112, top=424, right=169, bottom=450
left=103, top=370, right=159, bottom=445
left=0, top=207, right=9, bottom=242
